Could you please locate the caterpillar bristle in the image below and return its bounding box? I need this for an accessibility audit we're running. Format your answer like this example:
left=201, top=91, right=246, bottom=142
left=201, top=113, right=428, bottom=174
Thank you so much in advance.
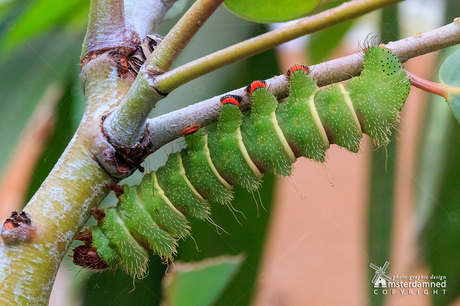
left=359, top=34, right=381, bottom=54
left=73, top=46, right=411, bottom=278
left=246, top=80, right=267, bottom=94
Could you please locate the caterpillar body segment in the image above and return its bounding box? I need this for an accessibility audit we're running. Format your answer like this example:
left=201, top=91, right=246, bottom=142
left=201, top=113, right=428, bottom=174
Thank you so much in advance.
left=346, top=46, right=411, bottom=146
left=241, top=81, right=296, bottom=176
left=72, top=46, right=411, bottom=278
left=276, top=66, right=329, bottom=162
left=181, top=131, right=234, bottom=204
left=314, top=84, right=362, bottom=153
left=155, top=153, right=209, bottom=220
left=138, top=172, right=190, bottom=239
left=208, top=97, right=262, bottom=191
left=95, top=207, right=150, bottom=276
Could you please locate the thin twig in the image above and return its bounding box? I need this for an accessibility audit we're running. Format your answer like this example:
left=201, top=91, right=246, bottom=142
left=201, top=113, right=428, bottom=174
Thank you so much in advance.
left=407, top=71, right=449, bottom=99
left=145, top=0, right=226, bottom=72
left=153, top=0, right=404, bottom=93
left=146, top=20, right=460, bottom=152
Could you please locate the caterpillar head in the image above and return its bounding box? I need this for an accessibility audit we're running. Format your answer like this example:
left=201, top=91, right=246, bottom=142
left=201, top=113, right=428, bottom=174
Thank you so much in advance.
left=220, top=94, right=242, bottom=106
left=246, top=80, right=267, bottom=94
left=363, top=46, right=403, bottom=76
left=286, top=64, right=310, bottom=79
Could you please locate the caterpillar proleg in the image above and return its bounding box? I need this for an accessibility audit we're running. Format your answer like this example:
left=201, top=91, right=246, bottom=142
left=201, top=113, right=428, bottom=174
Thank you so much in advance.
left=72, top=46, right=411, bottom=277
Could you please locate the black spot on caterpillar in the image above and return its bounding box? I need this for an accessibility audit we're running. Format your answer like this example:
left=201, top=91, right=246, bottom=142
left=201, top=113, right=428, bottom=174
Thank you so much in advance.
left=72, top=46, right=411, bottom=277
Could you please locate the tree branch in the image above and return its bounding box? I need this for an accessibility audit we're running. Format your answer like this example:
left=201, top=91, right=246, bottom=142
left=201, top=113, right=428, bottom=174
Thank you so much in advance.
left=145, top=0, right=226, bottom=72
left=124, top=0, right=177, bottom=40
left=103, top=0, right=225, bottom=148
left=146, top=20, right=460, bottom=152
left=104, top=0, right=402, bottom=148
left=0, top=53, right=130, bottom=305
left=81, top=0, right=138, bottom=58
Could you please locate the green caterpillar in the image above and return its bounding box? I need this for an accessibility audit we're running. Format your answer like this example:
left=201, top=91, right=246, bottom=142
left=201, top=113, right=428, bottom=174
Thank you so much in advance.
left=72, top=46, right=411, bottom=277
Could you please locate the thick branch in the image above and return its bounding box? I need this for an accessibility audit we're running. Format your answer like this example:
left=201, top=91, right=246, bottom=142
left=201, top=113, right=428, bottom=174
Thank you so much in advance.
left=0, top=55, right=129, bottom=305
left=81, top=0, right=138, bottom=58
left=146, top=20, right=460, bottom=152
left=124, top=0, right=177, bottom=40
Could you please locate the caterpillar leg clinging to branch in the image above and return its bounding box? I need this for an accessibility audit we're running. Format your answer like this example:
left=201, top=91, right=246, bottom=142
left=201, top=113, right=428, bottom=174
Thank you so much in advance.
left=72, top=46, right=411, bottom=277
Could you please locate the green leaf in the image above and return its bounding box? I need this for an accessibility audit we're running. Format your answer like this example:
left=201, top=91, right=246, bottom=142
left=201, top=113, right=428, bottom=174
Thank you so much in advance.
left=1, top=0, right=89, bottom=53
left=162, top=255, right=244, bottom=306
left=223, top=0, right=321, bottom=23
left=439, top=48, right=460, bottom=123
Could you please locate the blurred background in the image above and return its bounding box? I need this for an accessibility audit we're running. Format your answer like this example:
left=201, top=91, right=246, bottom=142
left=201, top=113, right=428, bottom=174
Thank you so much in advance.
left=0, top=0, right=459, bottom=305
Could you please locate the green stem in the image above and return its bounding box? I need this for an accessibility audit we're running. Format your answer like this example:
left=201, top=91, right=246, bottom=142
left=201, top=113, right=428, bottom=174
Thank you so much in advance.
left=154, top=0, right=404, bottom=93
left=145, top=0, right=226, bottom=72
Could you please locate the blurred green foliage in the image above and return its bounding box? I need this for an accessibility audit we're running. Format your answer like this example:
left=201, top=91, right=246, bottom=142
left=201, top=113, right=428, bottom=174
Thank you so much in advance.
left=223, top=0, right=321, bottom=23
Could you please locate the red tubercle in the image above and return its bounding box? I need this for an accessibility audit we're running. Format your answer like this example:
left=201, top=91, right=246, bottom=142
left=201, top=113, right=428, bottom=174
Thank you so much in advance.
left=107, top=183, right=124, bottom=198
left=286, top=64, right=309, bottom=79
left=220, top=94, right=242, bottom=106
left=75, top=230, right=93, bottom=244
left=181, top=124, right=200, bottom=136
left=246, top=80, right=267, bottom=94
left=92, top=207, right=106, bottom=222
left=72, top=245, right=109, bottom=270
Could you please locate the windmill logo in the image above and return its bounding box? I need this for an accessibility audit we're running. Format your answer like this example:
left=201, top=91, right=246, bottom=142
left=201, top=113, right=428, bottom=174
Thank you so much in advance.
left=369, top=261, right=391, bottom=288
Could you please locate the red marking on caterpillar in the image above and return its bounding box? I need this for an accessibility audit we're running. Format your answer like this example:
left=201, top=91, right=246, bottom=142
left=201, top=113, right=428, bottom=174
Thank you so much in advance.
left=181, top=124, right=200, bottom=136
left=220, top=94, right=242, bottom=106
left=246, top=80, right=267, bottom=94
left=72, top=245, right=109, bottom=270
left=286, top=64, right=309, bottom=79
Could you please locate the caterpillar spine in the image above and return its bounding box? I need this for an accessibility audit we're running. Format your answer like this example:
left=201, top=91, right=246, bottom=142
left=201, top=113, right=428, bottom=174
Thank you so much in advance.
left=72, top=46, right=411, bottom=277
